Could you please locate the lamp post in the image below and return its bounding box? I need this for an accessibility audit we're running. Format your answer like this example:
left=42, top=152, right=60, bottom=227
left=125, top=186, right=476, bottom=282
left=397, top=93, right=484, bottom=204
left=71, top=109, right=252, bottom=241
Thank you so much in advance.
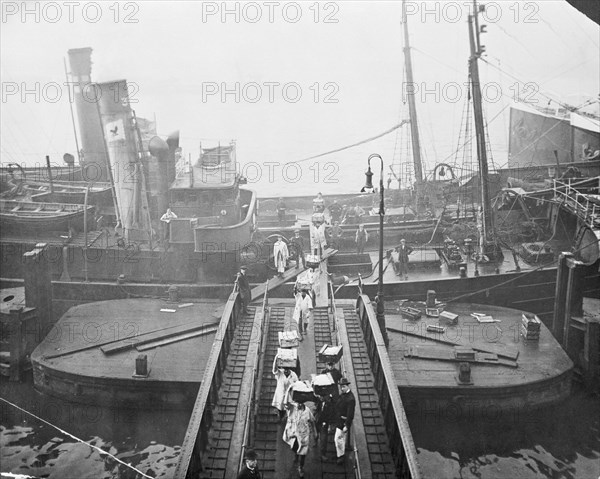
left=362, top=153, right=389, bottom=347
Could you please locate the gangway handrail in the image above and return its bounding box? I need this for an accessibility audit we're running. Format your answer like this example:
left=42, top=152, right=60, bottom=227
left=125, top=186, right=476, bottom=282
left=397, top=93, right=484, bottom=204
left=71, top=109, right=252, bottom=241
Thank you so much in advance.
left=329, top=279, right=363, bottom=478
left=355, top=294, right=423, bottom=479
left=173, top=284, right=244, bottom=479
left=239, top=280, right=269, bottom=471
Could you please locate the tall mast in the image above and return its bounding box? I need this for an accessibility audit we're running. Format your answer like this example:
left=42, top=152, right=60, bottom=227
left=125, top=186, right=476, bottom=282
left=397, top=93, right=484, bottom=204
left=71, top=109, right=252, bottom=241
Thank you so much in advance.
left=468, top=0, right=497, bottom=255
left=402, top=0, right=423, bottom=184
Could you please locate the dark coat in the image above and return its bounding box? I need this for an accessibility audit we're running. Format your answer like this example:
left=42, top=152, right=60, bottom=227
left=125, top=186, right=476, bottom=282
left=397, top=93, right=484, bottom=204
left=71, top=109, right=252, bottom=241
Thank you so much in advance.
left=238, top=272, right=251, bottom=300
left=290, top=235, right=306, bottom=254
left=316, top=395, right=336, bottom=426
left=237, top=465, right=262, bottom=479
left=396, top=244, right=413, bottom=263
left=334, top=390, right=356, bottom=429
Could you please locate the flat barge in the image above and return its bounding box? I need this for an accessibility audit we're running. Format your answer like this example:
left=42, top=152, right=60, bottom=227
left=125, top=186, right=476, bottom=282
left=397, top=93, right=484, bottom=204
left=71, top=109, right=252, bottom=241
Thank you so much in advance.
left=385, top=301, right=574, bottom=413
left=31, top=298, right=224, bottom=408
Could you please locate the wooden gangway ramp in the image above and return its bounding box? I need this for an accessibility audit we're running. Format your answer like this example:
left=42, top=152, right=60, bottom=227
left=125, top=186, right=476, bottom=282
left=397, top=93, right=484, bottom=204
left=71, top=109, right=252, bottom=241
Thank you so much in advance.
left=249, top=247, right=337, bottom=302
left=174, top=280, right=421, bottom=478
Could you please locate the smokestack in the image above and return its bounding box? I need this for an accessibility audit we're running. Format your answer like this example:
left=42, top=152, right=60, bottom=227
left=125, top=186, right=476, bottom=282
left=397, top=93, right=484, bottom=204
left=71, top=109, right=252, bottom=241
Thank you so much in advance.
left=68, top=47, right=109, bottom=181
left=166, top=130, right=180, bottom=184
left=97, top=79, right=151, bottom=241
left=148, top=136, right=170, bottom=216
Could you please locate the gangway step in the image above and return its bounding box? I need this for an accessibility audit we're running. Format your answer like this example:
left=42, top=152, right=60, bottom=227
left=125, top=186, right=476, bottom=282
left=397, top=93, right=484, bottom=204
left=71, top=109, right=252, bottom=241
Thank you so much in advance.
left=198, top=307, right=257, bottom=479
left=340, top=305, right=398, bottom=478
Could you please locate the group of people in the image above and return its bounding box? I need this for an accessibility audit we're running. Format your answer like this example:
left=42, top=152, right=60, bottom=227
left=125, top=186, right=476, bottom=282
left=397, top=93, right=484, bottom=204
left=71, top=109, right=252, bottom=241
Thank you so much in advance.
left=269, top=354, right=356, bottom=477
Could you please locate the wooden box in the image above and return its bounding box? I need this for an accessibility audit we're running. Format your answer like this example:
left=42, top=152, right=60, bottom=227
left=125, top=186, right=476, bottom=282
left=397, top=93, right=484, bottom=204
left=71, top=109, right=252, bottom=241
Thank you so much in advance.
left=521, top=313, right=541, bottom=330
left=426, top=324, right=445, bottom=333
left=318, top=344, right=343, bottom=363
left=278, top=331, right=299, bottom=348
left=292, top=380, right=316, bottom=403
left=312, top=373, right=338, bottom=396
left=276, top=348, right=298, bottom=368
left=305, top=254, right=320, bottom=269
left=400, top=307, right=421, bottom=320
left=439, top=311, right=459, bottom=324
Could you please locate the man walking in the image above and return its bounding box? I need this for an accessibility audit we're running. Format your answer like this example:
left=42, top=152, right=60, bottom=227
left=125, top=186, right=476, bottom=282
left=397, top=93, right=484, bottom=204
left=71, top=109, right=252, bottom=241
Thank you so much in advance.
left=294, top=289, right=313, bottom=339
left=290, top=229, right=306, bottom=269
left=237, top=265, right=251, bottom=313
left=237, top=449, right=262, bottom=479
left=334, top=377, right=356, bottom=465
left=273, top=235, right=289, bottom=277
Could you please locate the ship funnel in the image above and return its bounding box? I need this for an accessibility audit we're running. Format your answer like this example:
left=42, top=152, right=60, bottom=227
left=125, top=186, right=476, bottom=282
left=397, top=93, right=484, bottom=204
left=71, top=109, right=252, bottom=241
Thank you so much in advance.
left=149, top=136, right=169, bottom=159
left=67, top=47, right=109, bottom=181
left=165, top=130, right=180, bottom=184
left=149, top=136, right=171, bottom=216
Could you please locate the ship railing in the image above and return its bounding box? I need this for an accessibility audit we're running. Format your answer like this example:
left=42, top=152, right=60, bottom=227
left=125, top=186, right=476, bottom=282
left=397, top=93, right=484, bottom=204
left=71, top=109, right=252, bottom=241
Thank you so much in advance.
left=355, top=294, right=423, bottom=479
left=172, top=284, right=245, bottom=479
left=175, top=155, right=190, bottom=178
left=553, top=179, right=600, bottom=228
left=239, top=281, right=269, bottom=470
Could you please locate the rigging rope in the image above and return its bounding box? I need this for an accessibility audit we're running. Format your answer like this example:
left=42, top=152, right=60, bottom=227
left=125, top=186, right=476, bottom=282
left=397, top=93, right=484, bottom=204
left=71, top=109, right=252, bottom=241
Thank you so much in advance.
left=282, top=121, right=409, bottom=166
left=0, top=397, right=154, bottom=479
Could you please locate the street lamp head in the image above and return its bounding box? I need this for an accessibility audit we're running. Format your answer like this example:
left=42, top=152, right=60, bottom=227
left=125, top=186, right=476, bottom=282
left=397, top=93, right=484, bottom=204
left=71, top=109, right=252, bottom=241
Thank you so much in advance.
left=361, top=166, right=374, bottom=193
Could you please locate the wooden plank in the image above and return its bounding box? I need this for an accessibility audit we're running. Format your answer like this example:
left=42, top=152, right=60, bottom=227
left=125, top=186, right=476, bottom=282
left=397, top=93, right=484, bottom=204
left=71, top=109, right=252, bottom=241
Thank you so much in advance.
left=101, top=321, right=219, bottom=355
left=387, top=325, right=519, bottom=361
left=405, top=345, right=518, bottom=368
left=136, top=325, right=219, bottom=351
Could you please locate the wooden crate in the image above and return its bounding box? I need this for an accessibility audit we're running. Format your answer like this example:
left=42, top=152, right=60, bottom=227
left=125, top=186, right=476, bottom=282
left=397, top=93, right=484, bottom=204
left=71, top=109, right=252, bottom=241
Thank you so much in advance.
left=312, top=373, right=338, bottom=397
left=278, top=331, right=299, bottom=348
left=291, top=380, right=316, bottom=403
left=276, top=348, right=298, bottom=368
left=318, top=344, right=343, bottom=363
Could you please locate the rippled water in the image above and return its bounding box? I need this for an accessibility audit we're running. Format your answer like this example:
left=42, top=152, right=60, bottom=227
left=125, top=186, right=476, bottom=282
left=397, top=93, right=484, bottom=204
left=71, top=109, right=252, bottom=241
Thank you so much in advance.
left=408, top=385, right=600, bottom=479
left=2, top=377, right=599, bottom=478
left=1, top=377, right=189, bottom=479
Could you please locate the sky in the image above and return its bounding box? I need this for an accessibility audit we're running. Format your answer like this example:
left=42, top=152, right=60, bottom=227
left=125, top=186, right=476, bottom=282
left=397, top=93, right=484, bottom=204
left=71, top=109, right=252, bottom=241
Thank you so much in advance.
left=1, top=0, right=599, bottom=196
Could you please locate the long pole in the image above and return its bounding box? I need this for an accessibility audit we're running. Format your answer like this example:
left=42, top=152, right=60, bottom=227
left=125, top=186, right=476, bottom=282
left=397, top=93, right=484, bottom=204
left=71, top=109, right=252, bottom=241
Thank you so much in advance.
left=45, top=155, right=54, bottom=193
left=369, top=153, right=389, bottom=347
left=402, top=0, right=423, bottom=184
left=468, top=3, right=493, bottom=246
left=83, top=184, right=89, bottom=282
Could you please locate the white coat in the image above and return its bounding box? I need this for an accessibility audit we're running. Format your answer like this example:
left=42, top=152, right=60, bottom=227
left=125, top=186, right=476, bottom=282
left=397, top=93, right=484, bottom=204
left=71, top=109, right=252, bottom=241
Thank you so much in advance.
left=273, top=240, right=289, bottom=274
left=271, top=361, right=297, bottom=411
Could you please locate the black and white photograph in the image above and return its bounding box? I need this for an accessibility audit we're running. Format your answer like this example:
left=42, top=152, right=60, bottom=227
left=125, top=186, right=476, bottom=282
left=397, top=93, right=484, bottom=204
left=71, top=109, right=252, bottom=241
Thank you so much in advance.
left=1, top=1, right=599, bottom=478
